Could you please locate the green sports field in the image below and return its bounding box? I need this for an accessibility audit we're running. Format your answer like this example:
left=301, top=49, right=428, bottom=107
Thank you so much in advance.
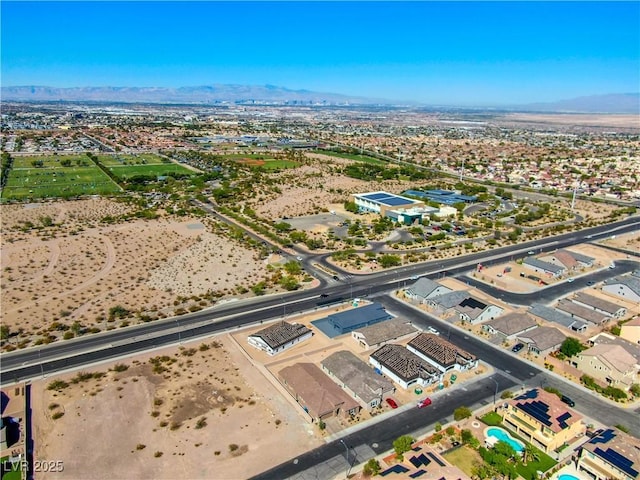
left=97, top=154, right=195, bottom=180
left=2, top=155, right=121, bottom=201
left=316, top=149, right=387, bottom=165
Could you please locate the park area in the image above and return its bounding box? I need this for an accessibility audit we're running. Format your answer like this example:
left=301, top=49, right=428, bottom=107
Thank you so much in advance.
left=96, top=153, right=195, bottom=180
left=1, top=155, right=120, bottom=201
left=222, top=153, right=298, bottom=170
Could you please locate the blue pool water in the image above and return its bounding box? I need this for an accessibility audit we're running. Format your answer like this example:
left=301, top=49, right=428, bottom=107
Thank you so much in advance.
left=558, top=475, right=580, bottom=480
left=486, top=427, right=524, bottom=452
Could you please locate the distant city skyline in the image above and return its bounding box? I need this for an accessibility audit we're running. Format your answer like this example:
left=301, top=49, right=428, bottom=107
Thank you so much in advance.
left=2, top=1, right=638, bottom=106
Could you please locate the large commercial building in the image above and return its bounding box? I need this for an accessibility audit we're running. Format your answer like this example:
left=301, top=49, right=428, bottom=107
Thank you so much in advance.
left=352, top=191, right=424, bottom=215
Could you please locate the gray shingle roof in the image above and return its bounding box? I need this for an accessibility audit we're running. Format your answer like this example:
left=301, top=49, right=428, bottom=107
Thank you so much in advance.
left=517, top=326, right=567, bottom=352
left=406, top=277, right=450, bottom=299
left=428, top=290, right=469, bottom=310
left=604, top=275, right=640, bottom=296
left=523, top=257, right=566, bottom=274
left=556, top=299, right=609, bottom=325
left=572, top=292, right=623, bottom=315
left=529, top=304, right=587, bottom=331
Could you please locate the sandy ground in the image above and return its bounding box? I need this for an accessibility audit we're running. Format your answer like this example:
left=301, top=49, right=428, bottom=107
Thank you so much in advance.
left=0, top=199, right=276, bottom=348
left=31, top=334, right=322, bottom=480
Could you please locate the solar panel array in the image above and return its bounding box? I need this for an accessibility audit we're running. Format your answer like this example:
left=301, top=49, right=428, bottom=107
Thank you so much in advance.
left=517, top=400, right=553, bottom=427
left=589, top=428, right=616, bottom=445
left=360, top=192, right=416, bottom=207
left=593, top=447, right=639, bottom=478
left=556, top=412, right=572, bottom=429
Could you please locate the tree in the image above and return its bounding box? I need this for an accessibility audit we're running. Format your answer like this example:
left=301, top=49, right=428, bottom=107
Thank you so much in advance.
left=560, top=337, right=585, bottom=357
left=378, top=254, right=401, bottom=268
left=461, top=429, right=475, bottom=444
left=274, top=222, right=292, bottom=232
left=522, top=443, right=540, bottom=465
left=453, top=406, right=472, bottom=421
left=362, top=458, right=381, bottom=477
left=630, top=383, right=640, bottom=398
left=393, top=435, right=415, bottom=459
left=0, top=324, right=10, bottom=340
left=283, top=261, right=302, bottom=276
left=70, top=321, right=82, bottom=337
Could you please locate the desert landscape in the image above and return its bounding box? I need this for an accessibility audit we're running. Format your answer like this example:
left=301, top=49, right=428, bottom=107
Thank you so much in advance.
left=32, top=334, right=321, bottom=480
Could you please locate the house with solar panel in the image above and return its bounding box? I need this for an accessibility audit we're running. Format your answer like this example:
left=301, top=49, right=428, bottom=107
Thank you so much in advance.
left=501, top=389, right=585, bottom=453
left=247, top=321, right=312, bottom=356
left=576, top=427, right=640, bottom=480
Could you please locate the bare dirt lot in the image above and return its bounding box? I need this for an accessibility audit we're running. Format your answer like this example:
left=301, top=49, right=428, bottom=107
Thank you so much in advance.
left=32, top=334, right=321, bottom=480
left=0, top=199, right=280, bottom=349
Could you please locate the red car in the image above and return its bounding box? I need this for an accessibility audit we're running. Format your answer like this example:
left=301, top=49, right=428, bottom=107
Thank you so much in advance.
left=417, top=397, right=432, bottom=408
left=386, top=398, right=398, bottom=409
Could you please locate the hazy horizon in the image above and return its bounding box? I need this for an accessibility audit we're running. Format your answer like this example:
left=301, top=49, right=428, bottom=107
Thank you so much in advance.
left=2, top=1, right=639, bottom=106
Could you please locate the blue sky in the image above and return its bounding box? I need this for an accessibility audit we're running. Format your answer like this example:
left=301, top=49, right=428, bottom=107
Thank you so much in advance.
left=2, top=1, right=639, bottom=105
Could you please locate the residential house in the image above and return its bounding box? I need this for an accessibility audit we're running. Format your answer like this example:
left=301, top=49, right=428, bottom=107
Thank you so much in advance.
left=571, top=344, right=639, bottom=391
left=278, top=363, right=360, bottom=422
left=545, top=249, right=594, bottom=271
left=572, top=292, right=627, bottom=319
left=502, top=389, right=585, bottom=453
left=529, top=304, right=587, bottom=332
left=620, top=317, right=640, bottom=345
left=454, top=297, right=503, bottom=324
left=321, top=350, right=395, bottom=409
left=351, top=318, right=417, bottom=350
left=555, top=299, right=609, bottom=326
left=483, top=312, right=538, bottom=341
left=577, top=428, right=640, bottom=480
left=523, top=258, right=566, bottom=278
left=407, top=333, right=478, bottom=372
left=369, top=344, right=441, bottom=390
left=247, top=321, right=312, bottom=356
left=603, top=276, right=640, bottom=304
left=404, top=277, right=452, bottom=303
left=588, top=333, right=640, bottom=368
left=426, top=291, right=471, bottom=315
left=517, top=326, right=567, bottom=355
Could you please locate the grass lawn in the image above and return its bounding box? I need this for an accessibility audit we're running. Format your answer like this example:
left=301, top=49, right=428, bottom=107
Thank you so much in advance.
left=516, top=449, right=557, bottom=479
left=316, top=149, right=387, bottom=165
left=480, top=411, right=503, bottom=426
left=96, top=153, right=171, bottom=166
left=443, top=446, right=482, bottom=477
left=107, top=163, right=194, bottom=179
left=2, top=156, right=120, bottom=201
left=1, top=456, right=22, bottom=480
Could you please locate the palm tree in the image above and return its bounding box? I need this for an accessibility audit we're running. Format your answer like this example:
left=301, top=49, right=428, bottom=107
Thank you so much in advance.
left=522, top=443, right=540, bottom=465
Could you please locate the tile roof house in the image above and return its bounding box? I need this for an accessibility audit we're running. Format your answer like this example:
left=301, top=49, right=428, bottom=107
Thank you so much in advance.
left=483, top=312, right=538, bottom=340
left=407, top=333, right=477, bottom=372
left=620, top=317, right=640, bottom=345
left=247, top=321, right=312, bottom=355
left=351, top=318, right=418, bottom=350
left=545, top=249, right=595, bottom=270
left=369, top=344, right=441, bottom=390
left=321, top=350, right=395, bottom=409
left=577, top=427, right=640, bottom=480
left=572, top=344, right=639, bottom=391
left=278, top=363, right=360, bottom=422
left=572, top=292, right=627, bottom=318
left=529, top=304, right=587, bottom=332
left=555, top=299, right=610, bottom=325
left=404, top=277, right=452, bottom=303
left=603, top=276, right=640, bottom=304
left=502, top=388, right=585, bottom=453
left=517, top=326, right=567, bottom=355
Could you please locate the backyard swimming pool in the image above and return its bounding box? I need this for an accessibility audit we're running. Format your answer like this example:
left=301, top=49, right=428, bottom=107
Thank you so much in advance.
left=558, top=475, right=580, bottom=480
left=485, top=427, right=525, bottom=453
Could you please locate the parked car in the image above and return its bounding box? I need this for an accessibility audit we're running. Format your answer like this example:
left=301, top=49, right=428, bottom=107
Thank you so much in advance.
left=426, top=326, right=440, bottom=336
left=512, top=343, right=525, bottom=353
left=527, top=250, right=535, bottom=255
left=567, top=278, right=574, bottom=283
left=319, top=293, right=329, bottom=298
left=386, top=398, right=398, bottom=409
left=561, top=395, right=575, bottom=407
left=417, top=398, right=432, bottom=408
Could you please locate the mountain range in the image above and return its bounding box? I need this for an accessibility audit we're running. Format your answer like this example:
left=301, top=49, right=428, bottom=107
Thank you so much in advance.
left=1, top=85, right=638, bottom=113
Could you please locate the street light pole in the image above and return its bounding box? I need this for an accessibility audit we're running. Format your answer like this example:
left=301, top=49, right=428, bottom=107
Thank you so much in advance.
left=490, top=377, right=499, bottom=409
left=339, top=439, right=350, bottom=479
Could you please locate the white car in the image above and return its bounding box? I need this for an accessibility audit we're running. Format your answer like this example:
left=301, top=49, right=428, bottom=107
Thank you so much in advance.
left=567, top=278, right=574, bottom=283
left=426, top=326, right=440, bottom=335
left=296, top=256, right=303, bottom=261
